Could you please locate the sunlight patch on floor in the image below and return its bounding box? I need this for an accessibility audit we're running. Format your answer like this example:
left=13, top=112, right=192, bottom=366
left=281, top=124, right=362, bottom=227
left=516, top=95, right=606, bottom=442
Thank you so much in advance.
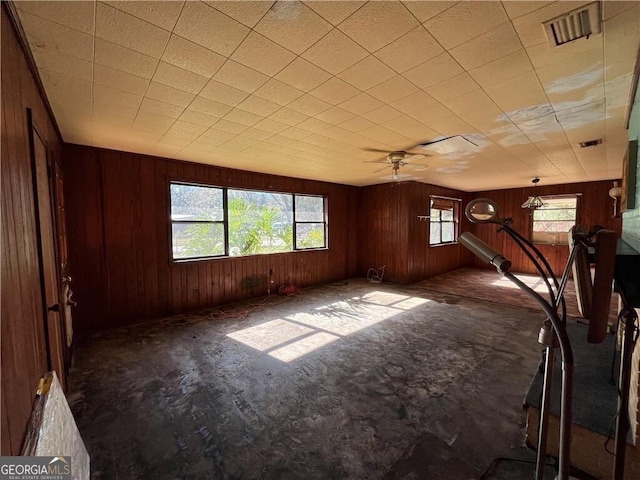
left=227, top=290, right=432, bottom=362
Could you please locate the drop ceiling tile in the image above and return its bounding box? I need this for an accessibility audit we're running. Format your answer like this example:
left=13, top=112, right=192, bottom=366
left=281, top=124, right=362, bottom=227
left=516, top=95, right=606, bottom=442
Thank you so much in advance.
left=254, top=1, right=332, bottom=55
left=301, top=28, right=368, bottom=75
left=96, top=3, right=170, bottom=58
left=403, top=53, right=464, bottom=90
left=287, top=94, right=332, bottom=116
left=267, top=135, right=297, bottom=147
left=296, top=118, right=333, bottom=134
left=31, top=48, right=93, bottom=81
left=426, top=73, right=479, bottom=103
left=16, top=1, right=95, bottom=34
left=199, top=79, right=249, bottom=106
left=230, top=31, right=296, bottom=77
left=468, top=49, right=533, bottom=87
left=19, top=11, right=94, bottom=61
left=253, top=118, right=289, bottom=134
left=449, top=22, right=521, bottom=71
left=337, top=1, right=419, bottom=53
left=484, top=70, right=550, bottom=115
left=268, top=107, right=310, bottom=126
left=173, top=1, right=249, bottom=57
left=603, top=0, right=637, bottom=20
left=402, top=1, right=458, bottom=22
left=131, top=120, right=170, bottom=135
left=152, top=62, right=209, bottom=94
left=310, top=78, right=360, bottom=105
left=443, top=89, right=506, bottom=132
left=339, top=116, right=376, bottom=132
left=302, top=1, right=365, bottom=26
left=338, top=56, right=396, bottom=91
left=161, top=35, right=226, bottom=78
left=190, top=96, right=235, bottom=117
left=237, top=95, right=281, bottom=117
left=105, top=1, right=184, bottom=30
left=338, top=92, right=384, bottom=115
left=94, top=83, right=144, bottom=108
left=603, top=6, right=640, bottom=71
left=367, top=75, right=418, bottom=104
left=200, top=127, right=236, bottom=141
left=95, top=38, right=158, bottom=79
left=501, top=1, right=554, bottom=20
left=179, top=108, right=220, bottom=127
left=274, top=57, right=332, bottom=92
left=213, top=119, right=250, bottom=135
left=94, top=64, right=150, bottom=95
left=315, top=106, right=355, bottom=124
left=382, top=114, right=439, bottom=141
left=361, top=105, right=403, bottom=124
left=254, top=79, right=304, bottom=106
left=169, top=120, right=209, bottom=136
left=374, top=26, right=443, bottom=73
left=359, top=125, right=413, bottom=147
left=204, top=1, right=274, bottom=28
left=511, top=1, right=592, bottom=48
left=389, top=90, right=439, bottom=114
left=146, top=82, right=195, bottom=107
left=279, top=126, right=313, bottom=140
left=213, top=60, right=270, bottom=93
left=224, top=108, right=263, bottom=126
left=241, top=128, right=274, bottom=141
left=139, top=97, right=185, bottom=118
left=424, top=1, right=508, bottom=50
left=135, top=111, right=176, bottom=128
left=93, top=100, right=138, bottom=122
left=163, top=126, right=199, bottom=141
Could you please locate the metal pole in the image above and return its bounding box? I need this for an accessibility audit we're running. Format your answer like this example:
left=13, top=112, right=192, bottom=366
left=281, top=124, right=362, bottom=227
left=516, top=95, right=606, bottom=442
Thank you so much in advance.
left=535, top=343, right=555, bottom=480
left=613, top=307, right=637, bottom=479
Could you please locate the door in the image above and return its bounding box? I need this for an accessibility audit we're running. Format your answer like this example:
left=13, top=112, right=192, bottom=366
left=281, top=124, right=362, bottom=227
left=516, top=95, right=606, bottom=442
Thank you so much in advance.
left=29, top=110, right=67, bottom=388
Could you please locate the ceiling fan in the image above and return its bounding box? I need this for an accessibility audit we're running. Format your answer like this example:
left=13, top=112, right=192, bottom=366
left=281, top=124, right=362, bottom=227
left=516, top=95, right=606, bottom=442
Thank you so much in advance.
left=363, top=149, right=430, bottom=180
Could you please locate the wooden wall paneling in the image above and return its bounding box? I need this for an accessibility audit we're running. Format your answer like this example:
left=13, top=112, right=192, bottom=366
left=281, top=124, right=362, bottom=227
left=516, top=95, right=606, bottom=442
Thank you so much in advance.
left=471, top=181, right=623, bottom=275
left=1, top=6, right=63, bottom=454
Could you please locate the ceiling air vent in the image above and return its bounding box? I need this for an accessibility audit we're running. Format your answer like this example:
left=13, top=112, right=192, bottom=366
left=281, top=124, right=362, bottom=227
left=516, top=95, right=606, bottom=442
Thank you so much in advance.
left=543, top=1, right=601, bottom=47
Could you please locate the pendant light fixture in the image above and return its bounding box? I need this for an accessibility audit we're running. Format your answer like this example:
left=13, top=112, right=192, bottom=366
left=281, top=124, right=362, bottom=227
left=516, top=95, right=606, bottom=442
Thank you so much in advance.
left=521, top=177, right=546, bottom=209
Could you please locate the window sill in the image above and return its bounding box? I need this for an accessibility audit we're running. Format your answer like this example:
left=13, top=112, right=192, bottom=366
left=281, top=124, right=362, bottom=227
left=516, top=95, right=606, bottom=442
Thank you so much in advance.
left=429, top=241, right=459, bottom=248
left=172, top=247, right=329, bottom=264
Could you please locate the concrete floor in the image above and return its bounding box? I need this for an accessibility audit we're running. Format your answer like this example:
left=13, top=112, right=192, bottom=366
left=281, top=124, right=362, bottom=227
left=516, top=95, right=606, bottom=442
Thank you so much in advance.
left=68, top=277, right=551, bottom=479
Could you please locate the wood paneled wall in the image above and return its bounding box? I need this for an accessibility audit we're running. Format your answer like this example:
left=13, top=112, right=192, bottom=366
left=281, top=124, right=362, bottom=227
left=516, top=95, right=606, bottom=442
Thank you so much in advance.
left=1, top=6, right=62, bottom=455
left=357, top=181, right=472, bottom=284
left=470, top=180, right=623, bottom=275
left=63, top=144, right=359, bottom=331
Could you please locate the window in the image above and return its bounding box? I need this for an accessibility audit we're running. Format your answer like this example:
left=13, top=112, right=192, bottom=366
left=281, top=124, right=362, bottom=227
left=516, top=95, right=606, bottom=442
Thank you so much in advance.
left=429, top=196, right=460, bottom=246
left=170, top=182, right=327, bottom=260
left=531, top=195, right=579, bottom=245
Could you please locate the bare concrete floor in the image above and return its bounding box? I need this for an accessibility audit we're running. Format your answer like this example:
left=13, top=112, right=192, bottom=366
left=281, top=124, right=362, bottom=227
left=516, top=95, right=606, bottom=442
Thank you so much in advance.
left=68, top=278, right=551, bottom=479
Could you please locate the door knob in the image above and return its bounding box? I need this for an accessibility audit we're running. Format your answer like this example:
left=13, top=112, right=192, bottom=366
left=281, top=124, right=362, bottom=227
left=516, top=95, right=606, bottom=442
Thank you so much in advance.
left=47, top=304, right=60, bottom=312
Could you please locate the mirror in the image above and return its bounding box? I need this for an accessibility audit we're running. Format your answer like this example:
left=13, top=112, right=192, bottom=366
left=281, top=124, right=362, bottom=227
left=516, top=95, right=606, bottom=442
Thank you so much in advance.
left=465, top=198, right=502, bottom=224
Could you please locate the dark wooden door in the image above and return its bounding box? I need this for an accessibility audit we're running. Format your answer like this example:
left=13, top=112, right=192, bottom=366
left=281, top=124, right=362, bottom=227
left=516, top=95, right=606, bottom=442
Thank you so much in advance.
left=29, top=112, right=66, bottom=387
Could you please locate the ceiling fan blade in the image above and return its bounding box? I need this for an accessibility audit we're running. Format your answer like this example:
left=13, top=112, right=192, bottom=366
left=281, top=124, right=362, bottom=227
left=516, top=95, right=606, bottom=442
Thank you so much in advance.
left=406, top=163, right=430, bottom=171
left=404, top=154, right=426, bottom=162
left=372, top=165, right=389, bottom=173
left=362, top=159, right=389, bottom=164
left=362, top=147, right=392, bottom=153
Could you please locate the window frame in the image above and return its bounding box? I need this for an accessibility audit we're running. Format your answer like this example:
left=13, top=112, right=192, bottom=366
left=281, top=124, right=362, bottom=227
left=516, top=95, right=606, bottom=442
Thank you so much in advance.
left=169, top=181, right=328, bottom=262
left=429, top=195, right=461, bottom=247
left=530, top=194, right=580, bottom=246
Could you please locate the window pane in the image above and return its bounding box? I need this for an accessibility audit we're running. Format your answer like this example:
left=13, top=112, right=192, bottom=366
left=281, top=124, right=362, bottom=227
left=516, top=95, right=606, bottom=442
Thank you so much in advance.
left=430, top=209, right=441, bottom=220
left=533, top=220, right=575, bottom=233
left=171, top=183, right=223, bottom=221
left=534, top=208, right=576, bottom=221
left=430, top=223, right=441, bottom=245
left=541, top=197, right=577, bottom=209
left=441, top=209, right=454, bottom=221
left=228, top=189, right=293, bottom=256
left=295, top=223, right=325, bottom=249
left=172, top=223, right=224, bottom=259
left=295, top=195, right=324, bottom=222
left=442, top=222, right=454, bottom=242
